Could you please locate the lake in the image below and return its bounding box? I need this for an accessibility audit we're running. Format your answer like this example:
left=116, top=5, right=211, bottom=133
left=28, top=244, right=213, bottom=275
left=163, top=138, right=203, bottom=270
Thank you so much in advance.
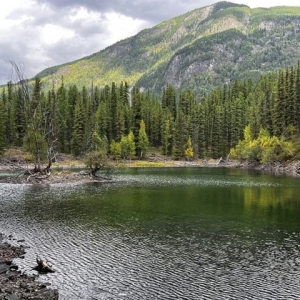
left=0, top=167, right=300, bottom=299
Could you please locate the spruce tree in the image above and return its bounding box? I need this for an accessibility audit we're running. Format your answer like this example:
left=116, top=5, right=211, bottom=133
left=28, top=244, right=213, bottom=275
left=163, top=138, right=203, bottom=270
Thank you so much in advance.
left=0, top=99, right=6, bottom=155
left=162, top=84, right=177, bottom=119
left=211, top=106, right=222, bottom=158
left=5, top=82, right=16, bottom=145
left=110, top=82, right=118, bottom=141
left=172, top=109, right=188, bottom=159
left=131, top=87, right=143, bottom=148
left=274, top=69, right=286, bottom=136
left=285, top=66, right=296, bottom=129
left=95, top=102, right=109, bottom=139
left=72, top=99, right=85, bottom=156
left=295, top=61, right=300, bottom=133
left=198, top=105, right=206, bottom=158
left=149, top=97, right=162, bottom=147
left=56, top=78, right=69, bottom=153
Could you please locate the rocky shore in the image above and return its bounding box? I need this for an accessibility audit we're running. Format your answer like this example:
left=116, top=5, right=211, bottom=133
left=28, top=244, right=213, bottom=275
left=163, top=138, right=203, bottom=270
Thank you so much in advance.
left=0, top=234, right=58, bottom=300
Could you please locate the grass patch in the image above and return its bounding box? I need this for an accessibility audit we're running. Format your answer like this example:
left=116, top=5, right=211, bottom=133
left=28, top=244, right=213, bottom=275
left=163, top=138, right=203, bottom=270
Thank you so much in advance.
left=129, top=160, right=173, bottom=167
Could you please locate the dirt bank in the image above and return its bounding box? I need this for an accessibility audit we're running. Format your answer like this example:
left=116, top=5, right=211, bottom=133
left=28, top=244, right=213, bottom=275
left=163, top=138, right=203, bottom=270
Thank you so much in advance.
left=0, top=234, right=58, bottom=300
left=0, top=170, right=112, bottom=185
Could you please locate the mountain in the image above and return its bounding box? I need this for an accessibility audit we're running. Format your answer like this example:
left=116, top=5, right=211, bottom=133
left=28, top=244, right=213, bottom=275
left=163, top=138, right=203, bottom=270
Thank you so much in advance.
left=36, top=1, right=300, bottom=96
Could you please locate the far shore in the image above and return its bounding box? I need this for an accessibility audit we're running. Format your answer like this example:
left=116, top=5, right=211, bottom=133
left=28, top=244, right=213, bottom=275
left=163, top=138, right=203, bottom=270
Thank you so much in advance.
left=0, top=156, right=300, bottom=185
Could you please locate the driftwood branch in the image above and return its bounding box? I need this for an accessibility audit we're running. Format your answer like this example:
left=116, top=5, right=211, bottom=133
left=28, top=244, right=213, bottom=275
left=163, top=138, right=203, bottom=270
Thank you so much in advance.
left=34, top=257, right=55, bottom=273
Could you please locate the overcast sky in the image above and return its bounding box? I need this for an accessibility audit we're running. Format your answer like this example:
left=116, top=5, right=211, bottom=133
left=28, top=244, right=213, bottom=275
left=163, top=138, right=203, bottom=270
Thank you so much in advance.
left=1, top=0, right=299, bottom=84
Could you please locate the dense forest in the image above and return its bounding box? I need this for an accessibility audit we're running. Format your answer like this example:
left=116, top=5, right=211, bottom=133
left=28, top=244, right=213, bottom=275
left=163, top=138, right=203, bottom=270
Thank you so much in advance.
left=1, top=61, right=300, bottom=170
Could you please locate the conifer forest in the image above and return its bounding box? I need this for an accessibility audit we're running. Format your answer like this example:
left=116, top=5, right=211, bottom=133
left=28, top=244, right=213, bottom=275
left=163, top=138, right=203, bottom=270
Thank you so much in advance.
left=1, top=62, right=300, bottom=167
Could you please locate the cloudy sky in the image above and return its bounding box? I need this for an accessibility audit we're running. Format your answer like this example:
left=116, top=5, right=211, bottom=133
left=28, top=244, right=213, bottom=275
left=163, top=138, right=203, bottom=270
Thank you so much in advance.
left=0, top=0, right=299, bottom=84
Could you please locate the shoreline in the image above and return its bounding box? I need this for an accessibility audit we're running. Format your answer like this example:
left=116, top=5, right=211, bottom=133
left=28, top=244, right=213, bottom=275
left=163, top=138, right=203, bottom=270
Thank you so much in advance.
left=0, top=233, right=58, bottom=299
left=0, top=158, right=299, bottom=185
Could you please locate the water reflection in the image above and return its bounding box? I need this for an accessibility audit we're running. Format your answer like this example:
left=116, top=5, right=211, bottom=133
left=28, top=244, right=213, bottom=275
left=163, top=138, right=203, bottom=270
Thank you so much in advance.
left=243, top=185, right=300, bottom=228
left=0, top=168, right=300, bottom=299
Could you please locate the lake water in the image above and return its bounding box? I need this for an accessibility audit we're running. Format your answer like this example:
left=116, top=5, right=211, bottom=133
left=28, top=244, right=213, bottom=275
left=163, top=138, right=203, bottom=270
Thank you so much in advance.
left=0, top=167, right=300, bottom=299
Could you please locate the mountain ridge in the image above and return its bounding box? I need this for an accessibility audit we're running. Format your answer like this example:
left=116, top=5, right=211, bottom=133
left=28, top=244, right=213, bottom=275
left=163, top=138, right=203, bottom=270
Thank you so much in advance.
left=35, top=1, right=300, bottom=95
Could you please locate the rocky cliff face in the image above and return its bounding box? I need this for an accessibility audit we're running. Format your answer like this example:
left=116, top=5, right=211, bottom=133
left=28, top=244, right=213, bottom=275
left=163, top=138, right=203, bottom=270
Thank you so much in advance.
left=35, top=1, right=300, bottom=96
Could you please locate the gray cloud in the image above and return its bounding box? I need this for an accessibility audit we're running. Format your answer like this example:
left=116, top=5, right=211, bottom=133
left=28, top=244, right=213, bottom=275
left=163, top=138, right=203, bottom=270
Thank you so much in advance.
left=1, top=0, right=298, bottom=85
left=46, top=0, right=217, bottom=22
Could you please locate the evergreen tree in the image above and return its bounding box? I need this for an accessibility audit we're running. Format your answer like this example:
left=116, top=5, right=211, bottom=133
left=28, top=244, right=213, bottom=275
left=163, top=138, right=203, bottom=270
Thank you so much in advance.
left=119, top=81, right=130, bottom=106
left=198, top=105, right=206, bottom=158
left=248, top=92, right=261, bottom=139
left=172, top=109, right=188, bottom=159
left=56, top=78, right=69, bottom=152
left=274, top=69, right=286, bottom=136
left=162, top=84, right=177, bottom=119
left=95, top=102, right=109, bottom=139
left=110, top=82, right=118, bottom=141
left=131, top=87, right=143, bottom=147
left=92, top=85, right=100, bottom=112
left=211, top=105, right=223, bottom=158
left=189, top=98, right=200, bottom=158
left=67, top=85, right=80, bottom=152
left=257, top=75, right=274, bottom=136
left=72, top=99, right=85, bottom=156
left=285, top=66, right=296, bottom=129
left=0, top=99, right=6, bottom=155
left=5, top=82, right=16, bottom=145
left=138, top=120, right=149, bottom=158
left=161, top=112, right=173, bottom=156
left=295, top=61, right=300, bottom=133
left=149, top=97, right=162, bottom=147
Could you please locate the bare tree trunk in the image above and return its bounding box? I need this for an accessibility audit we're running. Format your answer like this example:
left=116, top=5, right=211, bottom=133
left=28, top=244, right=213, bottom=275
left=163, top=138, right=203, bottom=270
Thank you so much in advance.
left=10, top=61, right=59, bottom=179
left=89, top=166, right=101, bottom=177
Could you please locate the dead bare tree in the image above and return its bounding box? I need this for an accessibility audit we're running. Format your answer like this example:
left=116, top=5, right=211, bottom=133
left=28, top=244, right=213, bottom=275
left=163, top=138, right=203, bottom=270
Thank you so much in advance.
left=10, top=61, right=59, bottom=176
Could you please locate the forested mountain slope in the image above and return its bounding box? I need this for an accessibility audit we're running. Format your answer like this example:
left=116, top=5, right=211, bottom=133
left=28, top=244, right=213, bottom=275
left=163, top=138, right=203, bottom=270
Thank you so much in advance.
left=35, top=1, right=300, bottom=96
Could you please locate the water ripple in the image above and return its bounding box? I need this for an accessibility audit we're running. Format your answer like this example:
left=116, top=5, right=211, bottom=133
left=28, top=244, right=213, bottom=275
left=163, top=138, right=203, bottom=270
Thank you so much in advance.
left=0, top=169, right=300, bottom=299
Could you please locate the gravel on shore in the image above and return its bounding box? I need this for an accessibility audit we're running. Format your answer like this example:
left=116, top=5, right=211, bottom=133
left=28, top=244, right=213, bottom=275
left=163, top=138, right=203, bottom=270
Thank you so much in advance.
left=0, top=233, right=58, bottom=300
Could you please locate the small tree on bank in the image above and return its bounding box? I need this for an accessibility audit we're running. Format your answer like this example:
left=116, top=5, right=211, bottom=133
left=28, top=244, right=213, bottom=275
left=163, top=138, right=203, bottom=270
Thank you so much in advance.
left=84, top=131, right=108, bottom=177
left=138, top=120, right=149, bottom=158
left=184, top=136, right=194, bottom=160
left=110, top=140, right=121, bottom=161
left=127, top=130, right=136, bottom=162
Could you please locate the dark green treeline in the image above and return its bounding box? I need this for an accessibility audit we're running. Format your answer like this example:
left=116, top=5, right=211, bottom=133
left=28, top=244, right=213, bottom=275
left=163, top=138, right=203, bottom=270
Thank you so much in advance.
left=1, top=62, right=300, bottom=160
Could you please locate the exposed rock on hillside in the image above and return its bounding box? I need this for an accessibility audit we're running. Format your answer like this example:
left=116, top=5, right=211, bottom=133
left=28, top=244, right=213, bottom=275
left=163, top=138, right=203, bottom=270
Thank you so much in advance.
left=33, top=1, right=300, bottom=96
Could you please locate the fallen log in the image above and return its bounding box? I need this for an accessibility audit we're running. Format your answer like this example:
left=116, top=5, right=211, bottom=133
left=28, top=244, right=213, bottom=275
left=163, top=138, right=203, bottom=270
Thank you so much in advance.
left=34, top=257, right=55, bottom=273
